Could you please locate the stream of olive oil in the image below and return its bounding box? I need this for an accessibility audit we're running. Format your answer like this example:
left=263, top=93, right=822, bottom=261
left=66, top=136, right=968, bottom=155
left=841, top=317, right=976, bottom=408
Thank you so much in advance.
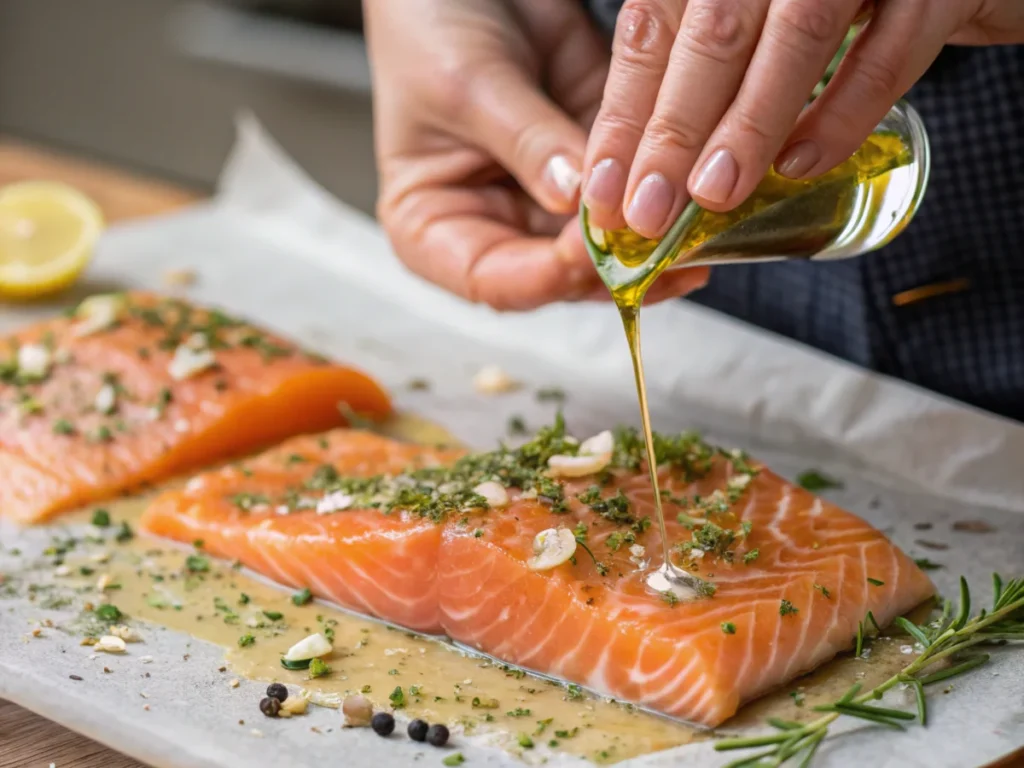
left=602, top=130, right=913, bottom=595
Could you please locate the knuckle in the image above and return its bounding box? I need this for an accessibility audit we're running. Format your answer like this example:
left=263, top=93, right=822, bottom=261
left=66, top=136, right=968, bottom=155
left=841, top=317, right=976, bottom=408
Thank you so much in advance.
left=850, top=51, right=905, bottom=103
left=643, top=113, right=706, bottom=156
left=425, top=56, right=477, bottom=119
left=773, top=0, right=844, bottom=46
left=594, top=106, right=649, bottom=142
left=731, top=107, right=778, bottom=145
left=614, top=0, right=677, bottom=66
left=682, top=0, right=755, bottom=62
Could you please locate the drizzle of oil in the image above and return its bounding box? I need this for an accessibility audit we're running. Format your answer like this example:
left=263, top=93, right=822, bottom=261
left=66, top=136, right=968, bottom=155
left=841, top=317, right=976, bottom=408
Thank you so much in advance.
left=601, top=130, right=914, bottom=593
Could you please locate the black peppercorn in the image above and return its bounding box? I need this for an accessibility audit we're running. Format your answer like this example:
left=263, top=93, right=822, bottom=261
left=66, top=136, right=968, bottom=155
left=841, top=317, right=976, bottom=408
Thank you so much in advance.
left=371, top=711, right=395, bottom=736
left=407, top=718, right=429, bottom=742
left=259, top=697, right=281, bottom=718
left=426, top=723, right=450, bottom=747
left=266, top=683, right=289, bottom=702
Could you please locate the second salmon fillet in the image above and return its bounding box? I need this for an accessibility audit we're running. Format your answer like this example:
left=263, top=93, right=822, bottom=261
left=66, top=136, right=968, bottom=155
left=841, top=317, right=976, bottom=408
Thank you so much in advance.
left=141, top=419, right=934, bottom=726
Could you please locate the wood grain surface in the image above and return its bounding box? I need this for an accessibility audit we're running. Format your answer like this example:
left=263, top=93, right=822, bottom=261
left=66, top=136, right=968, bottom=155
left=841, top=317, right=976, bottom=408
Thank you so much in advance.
left=0, top=135, right=198, bottom=768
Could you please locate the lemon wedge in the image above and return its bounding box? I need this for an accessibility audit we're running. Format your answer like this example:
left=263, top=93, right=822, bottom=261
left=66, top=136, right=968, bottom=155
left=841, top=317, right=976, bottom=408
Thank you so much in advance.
left=0, top=181, right=104, bottom=300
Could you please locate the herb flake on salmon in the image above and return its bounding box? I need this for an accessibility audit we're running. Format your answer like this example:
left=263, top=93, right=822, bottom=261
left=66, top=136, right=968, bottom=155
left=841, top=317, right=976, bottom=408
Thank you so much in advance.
left=0, top=291, right=391, bottom=523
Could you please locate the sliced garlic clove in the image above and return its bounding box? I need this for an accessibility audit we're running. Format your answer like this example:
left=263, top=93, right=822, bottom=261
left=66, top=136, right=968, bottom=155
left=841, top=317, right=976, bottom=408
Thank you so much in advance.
left=17, top=343, right=51, bottom=379
left=94, top=635, right=127, bottom=654
left=527, top=528, right=577, bottom=571
left=472, top=364, right=520, bottom=395
left=168, top=336, right=217, bottom=381
left=280, top=696, right=308, bottom=715
left=283, top=632, right=332, bottom=662
left=71, top=294, right=126, bottom=338
left=472, top=481, right=509, bottom=508
left=109, top=624, right=143, bottom=642
left=579, top=430, right=614, bottom=457
left=94, top=383, right=117, bottom=415
left=547, top=452, right=611, bottom=478
left=316, top=491, right=354, bottom=515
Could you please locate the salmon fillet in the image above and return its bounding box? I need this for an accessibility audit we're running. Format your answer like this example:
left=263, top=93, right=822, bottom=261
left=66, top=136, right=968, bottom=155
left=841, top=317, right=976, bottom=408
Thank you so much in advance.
left=143, top=430, right=464, bottom=633
left=141, top=422, right=934, bottom=725
left=0, top=292, right=390, bottom=523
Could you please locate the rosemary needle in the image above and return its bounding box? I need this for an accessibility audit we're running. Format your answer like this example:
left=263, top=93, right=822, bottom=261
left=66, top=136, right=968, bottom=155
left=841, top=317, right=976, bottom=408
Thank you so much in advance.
left=716, top=573, right=1024, bottom=767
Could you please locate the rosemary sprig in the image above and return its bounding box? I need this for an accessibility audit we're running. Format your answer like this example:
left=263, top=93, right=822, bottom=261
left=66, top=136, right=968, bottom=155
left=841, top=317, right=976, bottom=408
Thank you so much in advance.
left=715, top=574, right=1024, bottom=766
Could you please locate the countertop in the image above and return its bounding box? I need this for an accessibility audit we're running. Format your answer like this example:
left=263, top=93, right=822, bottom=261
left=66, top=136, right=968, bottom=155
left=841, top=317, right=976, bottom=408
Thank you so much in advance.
left=0, top=136, right=198, bottom=768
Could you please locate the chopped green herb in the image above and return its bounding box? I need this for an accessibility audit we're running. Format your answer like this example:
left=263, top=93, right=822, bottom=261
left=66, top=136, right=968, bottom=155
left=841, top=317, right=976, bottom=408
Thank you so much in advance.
left=471, top=697, right=499, bottom=709
left=309, top=658, right=330, bottom=678
left=867, top=577, right=885, bottom=586
left=52, top=419, right=76, bottom=436
left=535, top=387, right=565, bottom=403
left=262, top=610, right=283, bottom=621
left=721, top=622, right=736, bottom=635
left=790, top=690, right=805, bottom=706
left=94, top=603, right=122, bottom=622
left=238, top=593, right=251, bottom=605
left=442, top=754, right=465, bottom=766
left=554, top=727, right=579, bottom=739
left=814, top=583, right=832, bottom=598
left=291, top=588, right=312, bottom=606
left=743, top=548, right=760, bottom=564
left=361, top=685, right=372, bottom=694
left=231, top=493, right=269, bottom=511
left=114, top=522, right=134, bottom=543
left=534, top=718, right=553, bottom=735
left=662, top=591, right=680, bottom=607
left=507, top=707, right=531, bottom=717
left=238, top=634, right=255, bottom=647
left=565, top=684, right=583, bottom=701
left=91, top=509, right=111, bottom=527
left=796, top=470, right=843, bottom=492
left=389, top=686, right=406, bottom=709
left=517, top=733, right=534, bottom=749
left=914, top=558, right=944, bottom=570
left=779, top=599, right=799, bottom=617
left=185, top=554, right=210, bottom=573
left=507, top=415, right=528, bottom=435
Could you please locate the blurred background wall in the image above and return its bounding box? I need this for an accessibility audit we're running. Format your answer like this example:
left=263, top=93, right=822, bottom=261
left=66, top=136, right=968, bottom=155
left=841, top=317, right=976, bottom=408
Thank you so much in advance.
left=0, top=0, right=379, bottom=214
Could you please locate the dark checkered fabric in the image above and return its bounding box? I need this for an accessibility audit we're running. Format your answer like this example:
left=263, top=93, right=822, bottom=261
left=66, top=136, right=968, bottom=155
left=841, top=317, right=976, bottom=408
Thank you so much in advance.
left=583, top=3, right=1024, bottom=421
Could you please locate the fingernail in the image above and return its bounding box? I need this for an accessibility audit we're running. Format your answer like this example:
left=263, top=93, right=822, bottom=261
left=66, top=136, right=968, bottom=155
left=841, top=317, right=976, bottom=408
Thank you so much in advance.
left=582, top=158, right=627, bottom=215
left=545, top=154, right=581, bottom=203
left=691, top=149, right=739, bottom=205
left=626, top=172, right=675, bottom=237
left=775, top=140, right=821, bottom=179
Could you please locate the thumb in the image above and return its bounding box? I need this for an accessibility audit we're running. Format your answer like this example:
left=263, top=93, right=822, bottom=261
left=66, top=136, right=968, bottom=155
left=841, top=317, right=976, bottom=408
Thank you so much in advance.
left=461, top=63, right=588, bottom=215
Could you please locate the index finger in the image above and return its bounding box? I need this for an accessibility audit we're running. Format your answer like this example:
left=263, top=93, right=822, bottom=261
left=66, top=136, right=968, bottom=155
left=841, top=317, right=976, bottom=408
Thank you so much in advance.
left=382, top=186, right=603, bottom=311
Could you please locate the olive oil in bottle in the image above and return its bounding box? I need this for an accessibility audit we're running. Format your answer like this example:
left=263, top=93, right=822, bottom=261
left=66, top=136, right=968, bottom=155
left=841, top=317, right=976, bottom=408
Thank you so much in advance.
left=581, top=102, right=930, bottom=599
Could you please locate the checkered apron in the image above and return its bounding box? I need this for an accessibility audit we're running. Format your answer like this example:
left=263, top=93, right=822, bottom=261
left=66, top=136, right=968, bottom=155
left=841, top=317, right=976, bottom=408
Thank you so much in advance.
left=583, top=3, right=1024, bottom=421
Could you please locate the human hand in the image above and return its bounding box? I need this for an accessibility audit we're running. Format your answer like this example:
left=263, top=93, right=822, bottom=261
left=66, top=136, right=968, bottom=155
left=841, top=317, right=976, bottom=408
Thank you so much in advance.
left=582, top=0, right=1024, bottom=238
left=365, top=0, right=711, bottom=310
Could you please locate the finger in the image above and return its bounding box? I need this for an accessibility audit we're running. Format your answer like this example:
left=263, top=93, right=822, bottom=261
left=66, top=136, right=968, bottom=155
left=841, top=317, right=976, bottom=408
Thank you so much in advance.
left=511, top=0, right=611, bottom=125
left=461, top=62, right=588, bottom=216
left=687, top=0, right=860, bottom=211
left=582, top=0, right=686, bottom=231
left=383, top=185, right=601, bottom=311
left=624, top=0, right=769, bottom=239
left=775, top=1, right=953, bottom=179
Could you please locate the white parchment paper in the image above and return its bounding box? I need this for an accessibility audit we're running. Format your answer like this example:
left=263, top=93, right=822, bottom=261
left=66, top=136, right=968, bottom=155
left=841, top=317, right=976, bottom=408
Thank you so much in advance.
left=1, top=116, right=1022, bottom=768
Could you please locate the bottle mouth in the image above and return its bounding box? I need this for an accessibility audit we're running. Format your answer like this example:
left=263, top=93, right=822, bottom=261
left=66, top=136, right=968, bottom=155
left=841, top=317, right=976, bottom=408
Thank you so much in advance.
left=580, top=99, right=931, bottom=291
